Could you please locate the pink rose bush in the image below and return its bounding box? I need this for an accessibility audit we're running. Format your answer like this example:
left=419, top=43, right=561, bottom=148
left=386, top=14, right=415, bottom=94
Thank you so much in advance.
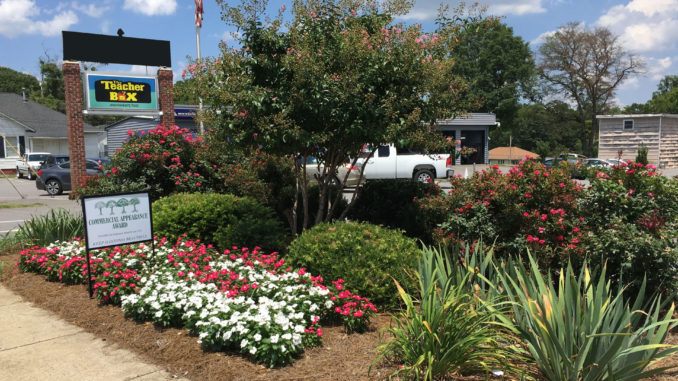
left=18, top=237, right=376, bottom=367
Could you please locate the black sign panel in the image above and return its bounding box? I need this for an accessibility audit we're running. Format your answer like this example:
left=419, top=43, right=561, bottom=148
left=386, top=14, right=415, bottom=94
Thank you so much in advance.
left=63, top=31, right=171, bottom=67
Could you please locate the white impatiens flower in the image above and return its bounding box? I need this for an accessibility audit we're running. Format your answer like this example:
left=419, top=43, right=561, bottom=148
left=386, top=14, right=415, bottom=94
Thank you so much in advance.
left=253, top=333, right=262, bottom=342
left=241, top=339, right=249, bottom=348
left=155, top=310, right=163, bottom=318
left=270, top=334, right=279, bottom=344
left=249, top=346, right=257, bottom=354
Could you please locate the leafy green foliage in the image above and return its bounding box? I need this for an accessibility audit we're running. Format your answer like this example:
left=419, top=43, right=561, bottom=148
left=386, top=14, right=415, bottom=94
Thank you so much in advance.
left=285, top=221, right=420, bottom=309
left=496, top=252, right=678, bottom=381
left=11, top=208, right=84, bottom=247
left=347, top=179, right=442, bottom=242
left=188, top=0, right=482, bottom=229
left=636, top=142, right=649, bottom=165
left=0, top=66, right=40, bottom=95
left=373, top=244, right=522, bottom=380
left=419, top=160, right=584, bottom=268
left=152, top=193, right=286, bottom=252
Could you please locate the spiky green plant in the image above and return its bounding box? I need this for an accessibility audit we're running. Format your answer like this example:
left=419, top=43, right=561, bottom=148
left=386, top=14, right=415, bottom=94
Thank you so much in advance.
left=496, top=252, right=678, bottom=381
left=13, top=208, right=84, bottom=247
left=372, top=244, right=523, bottom=380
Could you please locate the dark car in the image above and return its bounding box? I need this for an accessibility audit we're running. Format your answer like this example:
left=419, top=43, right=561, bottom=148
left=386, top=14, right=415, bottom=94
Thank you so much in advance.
left=40, top=154, right=70, bottom=169
left=36, top=159, right=108, bottom=195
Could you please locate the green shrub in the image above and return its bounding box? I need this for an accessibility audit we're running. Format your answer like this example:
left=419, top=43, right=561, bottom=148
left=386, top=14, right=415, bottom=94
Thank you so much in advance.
left=496, top=252, right=678, bottom=381
left=636, top=143, right=649, bottom=165
left=12, top=208, right=83, bottom=247
left=418, top=160, right=585, bottom=268
left=285, top=221, right=420, bottom=309
left=152, top=193, right=285, bottom=252
left=348, top=179, right=442, bottom=242
left=373, top=244, right=521, bottom=379
left=583, top=222, right=678, bottom=299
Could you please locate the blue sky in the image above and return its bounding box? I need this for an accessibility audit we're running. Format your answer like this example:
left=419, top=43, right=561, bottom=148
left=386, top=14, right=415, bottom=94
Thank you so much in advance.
left=1, top=0, right=676, bottom=107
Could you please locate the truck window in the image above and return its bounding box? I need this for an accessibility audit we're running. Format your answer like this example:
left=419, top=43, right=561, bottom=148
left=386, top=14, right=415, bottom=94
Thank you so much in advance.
left=396, top=147, right=421, bottom=155
left=377, top=145, right=390, bottom=157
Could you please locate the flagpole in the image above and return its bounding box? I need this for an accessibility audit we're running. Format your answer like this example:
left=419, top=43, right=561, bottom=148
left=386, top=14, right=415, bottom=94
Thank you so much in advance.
left=195, top=0, right=205, bottom=135
left=196, top=25, right=204, bottom=135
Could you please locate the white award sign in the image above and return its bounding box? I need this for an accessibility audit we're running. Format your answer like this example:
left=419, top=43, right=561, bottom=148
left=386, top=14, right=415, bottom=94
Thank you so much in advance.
left=82, top=192, right=153, bottom=250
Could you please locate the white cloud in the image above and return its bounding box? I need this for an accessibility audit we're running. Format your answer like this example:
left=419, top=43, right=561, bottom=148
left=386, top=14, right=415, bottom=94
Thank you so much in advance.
left=596, top=0, right=678, bottom=53
left=531, top=30, right=556, bottom=45
left=627, top=0, right=678, bottom=17
left=644, top=56, right=673, bottom=81
left=123, top=0, right=176, bottom=16
left=0, top=0, right=78, bottom=38
left=71, top=2, right=109, bottom=18
left=220, top=30, right=242, bottom=46
left=619, top=19, right=678, bottom=52
left=101, top=19, right=111, bottom=34
left=402, top=0, right=545, bottom=21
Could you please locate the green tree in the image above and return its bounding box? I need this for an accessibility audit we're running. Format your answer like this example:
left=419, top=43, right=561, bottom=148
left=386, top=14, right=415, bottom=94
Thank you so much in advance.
left=130, top=198, right=140, bottom=212
left=538, top=23, right=644, bottom=156
left=190, top=0, right=478, bottom=233
left=0, top=66, right=40, bottom=95
left=445, top=16, right=536, bottom=124
left=106, top=200, right=117, bottom=215
left=174, top=79, right=201, bottom=104
left=94, top=201, right=106, bottom=215
left=117, top=198, right=129, bottom=214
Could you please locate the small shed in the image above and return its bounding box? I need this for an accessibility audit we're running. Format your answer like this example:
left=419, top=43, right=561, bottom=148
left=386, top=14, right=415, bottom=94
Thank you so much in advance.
left=489, top=147, right=539, bottom=165
left=596, top=114, right=678, bottom=168
left=437, top=113, right=497, bottom=165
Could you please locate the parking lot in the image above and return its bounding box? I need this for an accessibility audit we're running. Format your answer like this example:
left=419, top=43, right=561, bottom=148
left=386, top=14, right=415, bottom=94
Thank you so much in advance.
left=0, top=177, right=81, bottom=234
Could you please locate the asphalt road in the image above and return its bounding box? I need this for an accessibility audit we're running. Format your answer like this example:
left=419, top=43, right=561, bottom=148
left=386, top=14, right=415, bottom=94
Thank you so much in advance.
left=0, top=177, right=82, bottom=234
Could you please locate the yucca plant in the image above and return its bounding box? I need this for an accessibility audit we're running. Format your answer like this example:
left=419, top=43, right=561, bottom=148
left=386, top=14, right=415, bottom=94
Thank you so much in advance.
left=372, top=244, right=523, bottom=380
left=496, top=252, right=678, bottom=381
left=14, top=208, right=84, bottom=247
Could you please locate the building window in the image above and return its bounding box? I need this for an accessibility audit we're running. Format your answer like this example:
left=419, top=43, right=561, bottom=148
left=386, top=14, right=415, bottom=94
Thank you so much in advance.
left=0, top=135, right=4, bottom=158
left=623, top=119, right=634, bottom=131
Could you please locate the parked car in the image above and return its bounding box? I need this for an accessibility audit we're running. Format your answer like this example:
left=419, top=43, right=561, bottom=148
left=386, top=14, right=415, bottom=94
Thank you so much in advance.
left=40, top=154, right=70, bottom=169
left=303, top=155, right=363, bottom=186
left=356, top=144, right=453, bottom=183
left=36, top=159, right=109, bottom=195
left=583, top=158, right=615, bottom=167
left=16, top=152, right=50, bottom=180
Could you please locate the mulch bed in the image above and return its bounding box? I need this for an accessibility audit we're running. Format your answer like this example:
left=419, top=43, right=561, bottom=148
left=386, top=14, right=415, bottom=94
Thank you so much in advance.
left=2, top=247, right=678, bottom=380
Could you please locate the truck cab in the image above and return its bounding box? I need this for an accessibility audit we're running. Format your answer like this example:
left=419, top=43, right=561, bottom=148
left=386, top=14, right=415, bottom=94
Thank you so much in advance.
left=358, top=145, right=453, bottom=182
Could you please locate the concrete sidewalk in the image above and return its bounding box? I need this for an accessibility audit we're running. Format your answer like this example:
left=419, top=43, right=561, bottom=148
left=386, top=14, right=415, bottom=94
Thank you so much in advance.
left=0, top=286, right=187, bottom=381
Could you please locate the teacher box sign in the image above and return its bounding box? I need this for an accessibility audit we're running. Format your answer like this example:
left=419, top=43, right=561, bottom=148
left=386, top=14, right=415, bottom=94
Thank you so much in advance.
left=82, top=192, right=153, bottom=250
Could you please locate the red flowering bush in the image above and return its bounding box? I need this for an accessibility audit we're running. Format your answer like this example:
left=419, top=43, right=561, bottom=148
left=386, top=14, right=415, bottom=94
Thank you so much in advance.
left=420, top=159, right=585, bottom=267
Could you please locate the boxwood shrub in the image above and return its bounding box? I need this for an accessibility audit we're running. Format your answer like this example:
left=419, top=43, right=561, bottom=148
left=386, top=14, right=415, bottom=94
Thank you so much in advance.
left=152, top=193, right=285, bottom=252
left=285, top=221, right=421, bottom=310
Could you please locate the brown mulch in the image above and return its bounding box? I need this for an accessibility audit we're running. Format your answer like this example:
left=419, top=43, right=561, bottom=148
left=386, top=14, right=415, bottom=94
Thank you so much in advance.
left=2, top=247, right=678, bottom=381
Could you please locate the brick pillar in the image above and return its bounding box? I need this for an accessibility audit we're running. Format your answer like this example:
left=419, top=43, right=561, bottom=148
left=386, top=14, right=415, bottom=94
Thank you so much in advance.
left=63, top=61, right=86, bottom=196
left=158, top=68, right=175, bottom=127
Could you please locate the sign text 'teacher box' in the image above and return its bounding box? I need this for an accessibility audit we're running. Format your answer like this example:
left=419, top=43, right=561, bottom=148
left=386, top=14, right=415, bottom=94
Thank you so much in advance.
left=84, top=72, right=159, bottom=115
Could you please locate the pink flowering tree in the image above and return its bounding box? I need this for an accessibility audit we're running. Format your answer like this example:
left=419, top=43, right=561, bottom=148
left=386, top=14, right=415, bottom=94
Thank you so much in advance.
left=185, top=0, right=484, bottom=234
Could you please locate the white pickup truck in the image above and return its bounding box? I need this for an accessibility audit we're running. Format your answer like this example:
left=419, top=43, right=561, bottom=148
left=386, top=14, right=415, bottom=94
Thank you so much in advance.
left=357, top=145, right=453, bottom=182
left=16, top=152, right=50, bottom=180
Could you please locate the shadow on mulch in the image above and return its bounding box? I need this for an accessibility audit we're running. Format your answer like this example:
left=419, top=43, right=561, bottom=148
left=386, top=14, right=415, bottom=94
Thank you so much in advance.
left=2, top=247, right=677, bottom=381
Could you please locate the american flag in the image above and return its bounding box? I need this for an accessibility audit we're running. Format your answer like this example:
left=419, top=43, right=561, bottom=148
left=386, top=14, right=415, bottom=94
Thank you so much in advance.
left=195, top=0, right=204, bottom=28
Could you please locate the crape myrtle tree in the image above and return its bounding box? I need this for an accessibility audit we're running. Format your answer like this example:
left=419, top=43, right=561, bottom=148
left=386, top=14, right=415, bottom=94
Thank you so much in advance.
left=187, top=0, right=481, bottom=234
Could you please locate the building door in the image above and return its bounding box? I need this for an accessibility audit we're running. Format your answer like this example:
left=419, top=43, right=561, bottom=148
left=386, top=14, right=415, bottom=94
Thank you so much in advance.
left=461, top=130, right=485, bottom=164
left=19, top=136, right=25, bottom=156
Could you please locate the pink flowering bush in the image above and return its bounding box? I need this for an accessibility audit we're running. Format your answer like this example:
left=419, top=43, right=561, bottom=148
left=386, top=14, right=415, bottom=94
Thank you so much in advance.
left=419, top=159, right=585, bottom=267
left=17, top=236, right=376, bottom=367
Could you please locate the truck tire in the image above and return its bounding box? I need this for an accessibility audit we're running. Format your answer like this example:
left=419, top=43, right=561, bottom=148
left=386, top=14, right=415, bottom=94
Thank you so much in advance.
left=16, top=167, right=23, bottom=179
left=413, top=168, right=434, bottom=183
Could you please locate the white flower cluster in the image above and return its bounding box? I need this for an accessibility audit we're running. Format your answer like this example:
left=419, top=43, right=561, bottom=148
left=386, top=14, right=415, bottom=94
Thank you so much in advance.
left=117, top=242, right=334, bottom=366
